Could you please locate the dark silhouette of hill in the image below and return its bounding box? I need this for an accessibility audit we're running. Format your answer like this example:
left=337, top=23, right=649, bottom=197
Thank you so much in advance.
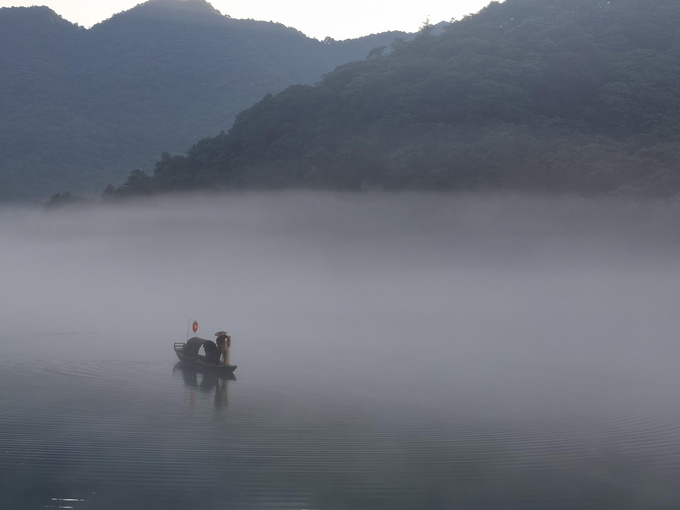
left=111, top=0, right=680, bottom=198
left=0, top=0, right=409, bottom=200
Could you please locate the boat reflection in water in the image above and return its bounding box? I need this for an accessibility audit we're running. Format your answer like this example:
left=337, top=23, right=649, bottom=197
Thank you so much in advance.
left=173, top=362, right=235, bottom=411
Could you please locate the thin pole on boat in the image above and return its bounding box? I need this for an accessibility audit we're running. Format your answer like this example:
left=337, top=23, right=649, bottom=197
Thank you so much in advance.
left=186, top=319, right=191, bottom=341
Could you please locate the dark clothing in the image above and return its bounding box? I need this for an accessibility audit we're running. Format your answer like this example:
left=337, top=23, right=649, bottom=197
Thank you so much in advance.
left=216, top=335, right=226, bottom=349
left=216, top=334, right=231, bottom=365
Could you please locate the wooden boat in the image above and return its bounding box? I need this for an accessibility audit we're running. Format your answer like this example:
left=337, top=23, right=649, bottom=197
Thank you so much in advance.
left=174, top=337, right=237, bottom=374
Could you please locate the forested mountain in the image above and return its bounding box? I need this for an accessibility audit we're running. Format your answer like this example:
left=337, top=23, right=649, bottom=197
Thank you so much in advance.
left=0, top=0, right=409, bottom=200
left=111, top=0, right=680, bottom=198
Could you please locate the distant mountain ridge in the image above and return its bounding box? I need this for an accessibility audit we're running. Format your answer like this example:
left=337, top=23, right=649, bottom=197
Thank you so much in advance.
left=132, top=0, right=224, bottom=16
left=0, top=0, right=410, bottom=200
left=108, top=0, right=680, bottom=198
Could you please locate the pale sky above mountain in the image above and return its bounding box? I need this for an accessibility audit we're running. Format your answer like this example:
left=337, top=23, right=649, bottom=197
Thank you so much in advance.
left=0, top=0, right=496, bottom=39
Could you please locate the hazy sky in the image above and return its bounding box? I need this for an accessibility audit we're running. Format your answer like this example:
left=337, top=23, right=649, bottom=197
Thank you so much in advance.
left=0, top=0, right=496, bottom=39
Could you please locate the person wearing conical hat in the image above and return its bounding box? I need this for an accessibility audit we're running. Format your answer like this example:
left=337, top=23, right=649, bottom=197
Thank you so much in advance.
left=215, top=331, right=231, bottom=365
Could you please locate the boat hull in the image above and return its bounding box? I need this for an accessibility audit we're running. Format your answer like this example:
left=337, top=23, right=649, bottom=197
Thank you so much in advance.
left=174, top=341, right=237, bottom=374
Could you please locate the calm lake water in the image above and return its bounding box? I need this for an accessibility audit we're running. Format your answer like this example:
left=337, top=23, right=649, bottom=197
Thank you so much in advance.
left=1, top=193, right=680, bottom=509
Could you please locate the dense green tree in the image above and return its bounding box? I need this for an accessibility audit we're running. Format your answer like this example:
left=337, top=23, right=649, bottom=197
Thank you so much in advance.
left=43, top=192, right=93, bottom=208
left=108, top=0, right=680, bottom=197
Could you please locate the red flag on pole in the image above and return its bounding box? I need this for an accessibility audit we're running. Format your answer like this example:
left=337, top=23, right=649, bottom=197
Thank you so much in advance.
left=192, top=321, right=199, bottom=333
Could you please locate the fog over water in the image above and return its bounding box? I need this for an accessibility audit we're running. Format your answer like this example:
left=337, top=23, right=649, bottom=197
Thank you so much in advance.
left=2, top=192, right=680, bottom=509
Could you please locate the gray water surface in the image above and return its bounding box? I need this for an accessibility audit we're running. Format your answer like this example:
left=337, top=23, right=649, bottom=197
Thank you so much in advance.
left=1, top=193, right=680, bottom=509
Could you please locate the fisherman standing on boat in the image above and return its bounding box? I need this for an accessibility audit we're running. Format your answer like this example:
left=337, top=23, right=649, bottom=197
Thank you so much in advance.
left=215, top=331, right=231, bottom=365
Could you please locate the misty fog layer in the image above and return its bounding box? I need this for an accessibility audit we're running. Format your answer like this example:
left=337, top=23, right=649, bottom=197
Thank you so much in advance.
left=2, top=192, right=680, bottom=509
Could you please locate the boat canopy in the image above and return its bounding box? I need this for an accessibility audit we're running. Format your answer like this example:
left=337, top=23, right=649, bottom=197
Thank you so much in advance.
left=184, top=337, right=220, bottom=364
